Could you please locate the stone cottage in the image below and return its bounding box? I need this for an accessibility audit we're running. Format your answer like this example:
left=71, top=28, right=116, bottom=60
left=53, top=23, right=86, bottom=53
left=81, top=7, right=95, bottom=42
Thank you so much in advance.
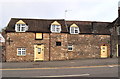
left=3, top=18, right=111, bottom=62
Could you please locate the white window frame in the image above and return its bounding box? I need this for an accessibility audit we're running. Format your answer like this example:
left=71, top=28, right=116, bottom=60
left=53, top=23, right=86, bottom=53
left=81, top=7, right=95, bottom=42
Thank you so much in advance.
left=70, top=27, right=80, bottom=34
left=51, top=25, right=61, bottom=33
left=17, top=48, right=26, bottom=56
left=68, top=45, right=73, bottom=51
left=15, top=24, right=28, bottom=32
left=117, top=26, right=120, bottom=35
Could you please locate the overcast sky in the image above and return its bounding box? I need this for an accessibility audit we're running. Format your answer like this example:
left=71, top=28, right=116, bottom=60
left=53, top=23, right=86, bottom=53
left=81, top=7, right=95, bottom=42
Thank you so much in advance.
left=0, top=0, right=119, bottom=30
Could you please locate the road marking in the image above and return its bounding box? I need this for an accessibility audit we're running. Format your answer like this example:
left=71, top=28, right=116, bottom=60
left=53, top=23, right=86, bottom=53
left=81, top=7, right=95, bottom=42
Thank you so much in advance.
left=1, top=64, right=119, bottom=71
left=108, top=65, right=114, bottom=67
left=31, top=74, right=90, bottom=78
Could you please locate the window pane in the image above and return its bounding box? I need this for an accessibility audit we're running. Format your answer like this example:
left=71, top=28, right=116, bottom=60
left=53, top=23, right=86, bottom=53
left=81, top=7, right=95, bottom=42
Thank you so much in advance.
left=38, top=48, right=41, bottom=54
left=51, top=25, right=61, bottom=32
left=75, top=30, right=78, bottom=33
left=68, top=45, right=73, bottom=51
left=75, top=27, right=79, bottom=33
left=21, top=27, right=25, bottom=31
left=56, top=25, right=61, bottom=32
left=22, top=48, right=26, bottom=50
left=70, top=27, right=79, bottom=34
left=71, top=27, right=74, bottom=33
left=68, top=48, right=72, bottom=50
left=56, top=42, right=61, bottom=46
left=18, top=48, right=21, bottom=50
left=22, top=51, right=26, bottom=55
left=18, top=51, right=21, bottom=55
left=52, top=25, right=55, bottom=31
left=17, top=24, right=20, bottom=26
left=17, top=26, right=21, bottom=31
left=56, top=28, right=60, bottom=32
left=17, top=48, right=26, bottom=56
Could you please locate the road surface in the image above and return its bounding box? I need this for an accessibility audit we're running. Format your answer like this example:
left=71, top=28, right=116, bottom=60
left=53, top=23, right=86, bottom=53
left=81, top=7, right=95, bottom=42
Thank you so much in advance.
left=1, top=64, right=119, bottom=78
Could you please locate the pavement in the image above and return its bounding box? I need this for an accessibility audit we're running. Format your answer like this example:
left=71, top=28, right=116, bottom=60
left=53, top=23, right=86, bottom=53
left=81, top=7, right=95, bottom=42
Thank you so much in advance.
left=1, top=58, right=119, bottom=69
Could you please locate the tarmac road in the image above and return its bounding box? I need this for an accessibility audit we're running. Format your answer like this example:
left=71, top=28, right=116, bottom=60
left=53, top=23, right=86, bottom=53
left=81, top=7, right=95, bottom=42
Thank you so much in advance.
left=2, top=64, right=119, bottom=78
left=1, top=58, right=119, bottom=79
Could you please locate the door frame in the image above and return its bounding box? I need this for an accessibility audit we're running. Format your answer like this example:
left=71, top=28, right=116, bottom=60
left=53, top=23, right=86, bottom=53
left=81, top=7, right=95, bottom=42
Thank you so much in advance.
left=34, top=44, right=44, bottom=61
left=100, top=45, right=108, bottom=58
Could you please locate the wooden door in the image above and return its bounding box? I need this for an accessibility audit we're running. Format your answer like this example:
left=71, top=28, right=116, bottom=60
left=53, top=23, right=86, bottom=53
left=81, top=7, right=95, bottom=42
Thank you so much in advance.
left=34, top=45, right=44, bottom=61
left=101, top=46, right=108, bottom=58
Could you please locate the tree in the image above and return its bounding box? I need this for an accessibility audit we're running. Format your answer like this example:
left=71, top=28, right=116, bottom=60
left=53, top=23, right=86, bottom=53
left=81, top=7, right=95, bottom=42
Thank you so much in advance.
left=0, top=27, right=6, bottom=33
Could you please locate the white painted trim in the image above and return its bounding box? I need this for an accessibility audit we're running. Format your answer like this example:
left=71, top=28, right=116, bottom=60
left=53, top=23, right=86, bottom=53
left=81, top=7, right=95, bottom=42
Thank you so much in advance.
left=70, top=27, right=80, bottom=34
left=68, top=45, right=73, bottom=51
left=15, top=24, right=28, bottom=32
left=50, top=25, right=61, bottom=33
left=17, top=48, right=26, bottom=56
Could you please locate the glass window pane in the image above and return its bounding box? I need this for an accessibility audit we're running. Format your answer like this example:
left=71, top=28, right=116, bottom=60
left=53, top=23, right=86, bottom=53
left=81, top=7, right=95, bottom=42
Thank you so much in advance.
left=68, top=48, right=72, bottom=50
left=21, top=27, right=25, bottom=31
left=22, top=51, right=26, bottom=55
left=75, top=30, right=78, bottom=33
left=18, top=51, right=21, bottom=55
left=18, top=48, right=21, bottom=50
left=22, top=48, right=26, bottom=50
left=68, top=45, right=73, bottom=51
left=38, top=48, right=41, bottom=54
left=71, top=27, right=74, bottom=33
left=17, top=26, right=21, bottom=31
left=17, top=48, right=26, bottom=56
left=56, top=42, right=61, bottom=46
left=17, top=24, right=20, bottom=26
left=52, top=25, right=55, bottom=31
left=56, top=28, right=60, bottom=32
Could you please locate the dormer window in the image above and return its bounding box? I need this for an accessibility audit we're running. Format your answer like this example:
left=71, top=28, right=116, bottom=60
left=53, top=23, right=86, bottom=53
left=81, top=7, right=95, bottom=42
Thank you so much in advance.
left=15, top=20, right=28, bottom=32
left=70, top=24, right=80, bottom=34
left=50, top=21, right=61, bottom=33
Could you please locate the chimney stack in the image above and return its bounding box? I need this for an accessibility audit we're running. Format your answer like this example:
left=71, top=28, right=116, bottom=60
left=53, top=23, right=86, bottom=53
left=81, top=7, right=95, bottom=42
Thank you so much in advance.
left=118, top=1, right=120, bottom=17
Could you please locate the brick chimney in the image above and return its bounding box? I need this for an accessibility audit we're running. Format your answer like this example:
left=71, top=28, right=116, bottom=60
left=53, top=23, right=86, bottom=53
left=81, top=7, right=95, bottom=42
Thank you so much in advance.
left=118, top=1, right=120, bottom=17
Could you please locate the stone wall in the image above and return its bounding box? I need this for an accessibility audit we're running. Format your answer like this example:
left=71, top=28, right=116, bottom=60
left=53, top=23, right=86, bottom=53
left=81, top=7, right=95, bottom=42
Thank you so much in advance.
left=50, top=33, right=68, bottom=61
left=67, top=34, right=111, bottom=59
left=5, top=32, right=111, bottom=62
left=5, top=33, right=50, bottom=62
left=110, top=27, right=118, bottom=57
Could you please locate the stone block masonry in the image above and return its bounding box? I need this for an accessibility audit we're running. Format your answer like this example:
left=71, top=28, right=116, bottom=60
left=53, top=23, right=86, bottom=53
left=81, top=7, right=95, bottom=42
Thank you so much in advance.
left=5, top=32, right=110, bottom=62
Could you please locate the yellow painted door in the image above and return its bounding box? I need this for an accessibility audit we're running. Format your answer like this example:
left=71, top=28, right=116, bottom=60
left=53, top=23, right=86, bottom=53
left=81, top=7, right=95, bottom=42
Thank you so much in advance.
left=101, top=46, right=107, bottom=58
left=34, top=45, right=44, bottom=61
